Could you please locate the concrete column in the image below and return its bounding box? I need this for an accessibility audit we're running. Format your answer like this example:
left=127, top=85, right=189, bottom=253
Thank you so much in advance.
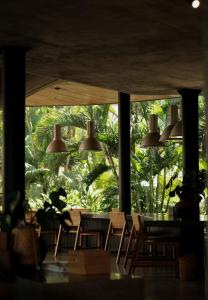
left=179, top=88, right=200, bottom=176
left=1, top=46, right=26, bottom=228
left=178, top=88, right=204, bottom=278
left=118, top=92, right=131, bottom=213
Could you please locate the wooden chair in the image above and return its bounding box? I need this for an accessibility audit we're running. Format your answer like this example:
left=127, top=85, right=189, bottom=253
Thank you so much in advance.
left=127, top=214, right=180, bottom=275
left=25, top=210, right=37, bottom=225
left=54, top=210, right=101, bottom=256
left=25, top=210, right=41, bottom=237
left=123, top=213, right=160, bottom=268
left=11, top=226, right=41, bottom=267
left=25, top=211, right=58, bottom=246
left=104, top=211, right=129, bottom=264
left=111, top=208, right=119, bottom=212
left=70, top=208, right=91, bottom=213
left=123, top=213, right=142, bottom=268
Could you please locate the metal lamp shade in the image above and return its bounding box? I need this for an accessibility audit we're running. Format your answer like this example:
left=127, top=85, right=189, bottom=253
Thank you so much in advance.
left=159, top=105, right=178, bottom=142
left=79, top=120, right=102, bottom=151
left=141, top=114, right=164, bottom=147
left=169, top=119, right=182, bottom=139
left=46, top=124, right=68, bottom=153
left=159, top=124, right=175, bottom=142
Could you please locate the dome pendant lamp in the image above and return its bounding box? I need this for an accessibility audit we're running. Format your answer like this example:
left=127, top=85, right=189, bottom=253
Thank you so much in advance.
left=79, top=120, right=102, bottom=151
left=46, top=124, right=68, bottom=153
left=159, top=105, right=178, bottom=142
left=141, top=114, right=164, bottom=147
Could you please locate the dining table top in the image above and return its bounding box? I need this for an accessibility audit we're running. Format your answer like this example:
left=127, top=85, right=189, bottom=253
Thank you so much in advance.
left=81, top=212, right=208, bottom=227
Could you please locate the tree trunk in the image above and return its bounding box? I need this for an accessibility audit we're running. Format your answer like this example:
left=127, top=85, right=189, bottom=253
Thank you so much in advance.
left=160, top=167, right=167, bottom=211
left=148, top=172, right=154, bottom=213
left=26, top=109, right=36, bottom=159
left=104, top=145, right=119, bottom=184
left=155, top=173, right=160, bottom=212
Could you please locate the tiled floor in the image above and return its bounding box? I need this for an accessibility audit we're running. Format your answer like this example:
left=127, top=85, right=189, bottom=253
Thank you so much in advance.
left=42, top=250, right=206, bottom=300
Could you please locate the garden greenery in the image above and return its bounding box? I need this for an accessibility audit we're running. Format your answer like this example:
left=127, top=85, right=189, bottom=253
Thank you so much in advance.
left=1, top=98, right=207, bottom=214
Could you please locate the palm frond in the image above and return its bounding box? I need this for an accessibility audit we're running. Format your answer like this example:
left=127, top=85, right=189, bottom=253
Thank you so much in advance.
left=25, top=168, right=50, bottom=184
left=83, top=163, right=111, bottom=189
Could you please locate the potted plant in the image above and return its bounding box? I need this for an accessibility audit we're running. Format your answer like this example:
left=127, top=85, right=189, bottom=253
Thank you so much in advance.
left=166, top=169, right=206, bottom=220
left=36, top=187, right=67, bottom=230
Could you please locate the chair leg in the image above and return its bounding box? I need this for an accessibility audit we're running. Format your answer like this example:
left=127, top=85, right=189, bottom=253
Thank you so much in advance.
left=116, top=225, right=126, bottom=265
left=54, top=225, right=62, bottom=257
left=174, top=242, right=180, bottom=277
left=128, top=235, right=144, bottom=275
left=97, top=232, right=101, bottom=248
left=104, top=223, right=112, bottom=250
left=163, top=242, right=167, bottom=257
left=54, top=230, right=58, bottom=246
left=123, top=226, right=134, bottom=268
left=150, top=240, right=156, bottom=256
left=74, top=225, right=81, bottom=250
left=78, top=234, right=82, bottom=248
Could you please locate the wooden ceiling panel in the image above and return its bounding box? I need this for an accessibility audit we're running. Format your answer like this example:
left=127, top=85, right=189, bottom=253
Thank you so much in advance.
left=26, top=80, right=177, bottom=106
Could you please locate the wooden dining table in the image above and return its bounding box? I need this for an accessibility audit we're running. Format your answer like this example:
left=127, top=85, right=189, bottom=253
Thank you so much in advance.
left=78, top=212, right=207, bottom=248
left=42, top=212, right=207, bottom=254
left=81, top=212, right=208, bottom=229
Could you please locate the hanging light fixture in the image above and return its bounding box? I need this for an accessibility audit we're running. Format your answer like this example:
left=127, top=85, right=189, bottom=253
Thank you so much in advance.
left=46, top=124, right=68, bottom=153
left=79, top=120, right=102, bottom=151
left=169, top=107, right=183, bottom=140
left=141, top=114, right=164, bottom=147
left=159, top=105, right=178, bottom=142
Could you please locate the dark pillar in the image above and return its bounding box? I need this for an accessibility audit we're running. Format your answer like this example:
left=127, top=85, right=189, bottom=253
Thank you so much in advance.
left=178, top=88, right=204, bottom=278
left=177, top=88, right=201, bottom=219
left=1, top=47, right=26, bottom=228
left=179, top=88, right=200, bottom=176
left=118, top=92, right=131, bottom=213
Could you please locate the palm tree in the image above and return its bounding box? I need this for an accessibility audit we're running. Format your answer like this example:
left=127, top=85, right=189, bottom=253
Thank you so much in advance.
left=25, top=105, right=119, bottom=210
left=26, top=97, right=204, bottom=214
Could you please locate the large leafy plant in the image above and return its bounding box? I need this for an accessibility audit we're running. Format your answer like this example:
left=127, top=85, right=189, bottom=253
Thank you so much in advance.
left=166, top=169, right=206, bottom=203
left=36, top=187, right=67, bottom=230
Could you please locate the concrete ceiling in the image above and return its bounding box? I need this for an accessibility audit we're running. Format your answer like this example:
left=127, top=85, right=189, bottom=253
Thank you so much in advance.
left=0, top=0, right=204, bottom=106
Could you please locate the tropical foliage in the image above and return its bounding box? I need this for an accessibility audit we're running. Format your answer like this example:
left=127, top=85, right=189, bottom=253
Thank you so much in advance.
left=0, top=97, right=207, bottom=214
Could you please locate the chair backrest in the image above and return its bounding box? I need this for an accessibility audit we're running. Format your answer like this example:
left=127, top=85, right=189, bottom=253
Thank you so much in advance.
left=71, top=208, right=91, bottom=213
left=111, top=208, right=119, bottom=212
left=109, top=212, right=126, bottom=229
left=131, top=213, right=143, bottom=234
left=12, top=227, right=40, bottom=266
left=25, top=211, right=37, bottom=224
left=69, top=210, right=81, bottom=227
